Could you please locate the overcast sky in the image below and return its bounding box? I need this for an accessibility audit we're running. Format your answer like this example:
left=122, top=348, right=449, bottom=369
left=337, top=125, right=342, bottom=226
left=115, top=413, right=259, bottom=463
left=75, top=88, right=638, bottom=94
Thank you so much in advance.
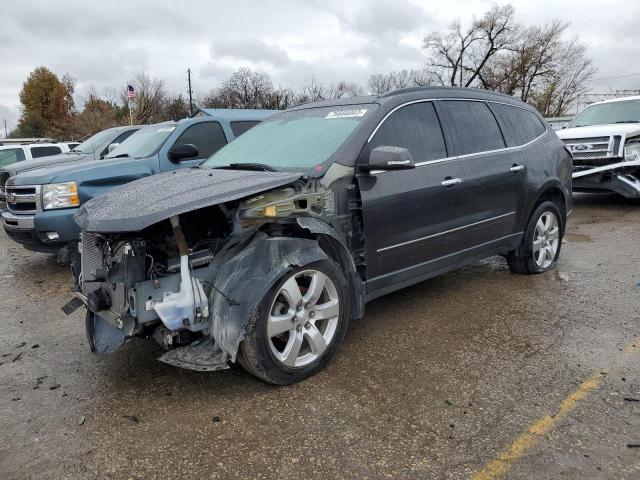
left=1, top=0, right=639, bottom=133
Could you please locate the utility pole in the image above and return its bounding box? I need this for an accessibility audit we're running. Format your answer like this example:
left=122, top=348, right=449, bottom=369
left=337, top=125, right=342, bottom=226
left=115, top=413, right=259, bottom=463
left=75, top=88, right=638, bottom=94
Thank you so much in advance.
left=187, top=68, right=194, bottom=116
left=3, top=119, right=7, bottom=139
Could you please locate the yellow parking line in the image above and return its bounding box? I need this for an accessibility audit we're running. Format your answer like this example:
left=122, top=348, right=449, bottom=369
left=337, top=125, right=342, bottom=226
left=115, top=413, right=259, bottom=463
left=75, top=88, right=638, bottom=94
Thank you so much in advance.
left=471, top=340, right=638, bottom=480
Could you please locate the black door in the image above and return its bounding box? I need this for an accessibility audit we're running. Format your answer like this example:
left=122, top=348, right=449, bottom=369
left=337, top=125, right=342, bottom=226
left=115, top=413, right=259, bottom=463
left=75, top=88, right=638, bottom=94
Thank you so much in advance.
left=435, top=100, right=527, bottom=248
left=358, top=102, right=467, bottom=294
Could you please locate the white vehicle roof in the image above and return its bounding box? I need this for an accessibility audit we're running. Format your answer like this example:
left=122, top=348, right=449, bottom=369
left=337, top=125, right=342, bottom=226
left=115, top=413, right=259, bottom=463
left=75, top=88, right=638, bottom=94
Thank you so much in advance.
left=586, top=95, right=640, bottom=107
left=0, top=143, right=63, bottom=150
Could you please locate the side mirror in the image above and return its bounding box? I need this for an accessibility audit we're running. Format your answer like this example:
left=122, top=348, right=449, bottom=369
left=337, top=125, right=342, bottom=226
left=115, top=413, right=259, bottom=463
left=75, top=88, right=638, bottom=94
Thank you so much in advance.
left=107, top=143, right=120, bottom=153
left=169, top=143, right=199, bottom=162
left=362, top=146, right=415, bottom=172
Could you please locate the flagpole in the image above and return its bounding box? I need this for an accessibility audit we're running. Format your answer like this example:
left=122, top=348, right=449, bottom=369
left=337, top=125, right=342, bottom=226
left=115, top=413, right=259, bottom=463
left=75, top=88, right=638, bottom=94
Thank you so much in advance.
left=127, top=96, right=133, bottom=126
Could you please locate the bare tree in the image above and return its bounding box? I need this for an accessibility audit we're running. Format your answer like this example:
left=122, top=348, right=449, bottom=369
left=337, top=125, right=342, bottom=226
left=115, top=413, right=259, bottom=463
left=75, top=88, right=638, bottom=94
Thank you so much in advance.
left=202, top=68, right=275, bottom=109
left=123, top=72, right=168, bottom=124
left=423, top=5, right=517, bottom=87
left=421, top=4, right=596, bottom=115
left=367, top=69, right=433, bottom=95
left=480, top=19, right=596, bottom=115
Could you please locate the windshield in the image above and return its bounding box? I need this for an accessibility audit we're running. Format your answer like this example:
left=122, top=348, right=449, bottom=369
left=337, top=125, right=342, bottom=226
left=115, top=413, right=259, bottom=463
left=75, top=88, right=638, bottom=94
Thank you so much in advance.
left=106, top=124, right=176, bottom=159
left=203, top=105, right=376, bottom=170
left=569, top=99, right=640, bottom=128
left=73, top=129, right=117, bottom=154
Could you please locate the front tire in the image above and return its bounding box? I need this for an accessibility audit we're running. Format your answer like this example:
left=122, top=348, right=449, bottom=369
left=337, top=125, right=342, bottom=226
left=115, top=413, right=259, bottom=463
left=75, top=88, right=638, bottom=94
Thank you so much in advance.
left=238, top=259, right=350, bottom=385
left=507, top=201, right=563, bottom=274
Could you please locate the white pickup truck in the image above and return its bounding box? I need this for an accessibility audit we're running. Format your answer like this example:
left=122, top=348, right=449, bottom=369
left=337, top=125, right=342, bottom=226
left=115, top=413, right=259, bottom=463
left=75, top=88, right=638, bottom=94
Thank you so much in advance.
left=557, top=96, right=640, bottom=198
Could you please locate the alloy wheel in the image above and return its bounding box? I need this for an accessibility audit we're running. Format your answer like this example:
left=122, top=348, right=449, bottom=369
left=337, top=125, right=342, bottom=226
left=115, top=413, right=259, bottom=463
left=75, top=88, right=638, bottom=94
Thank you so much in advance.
left=267, top=269, right=340, bottom=368
left=533, top=211, right=560, bottom=269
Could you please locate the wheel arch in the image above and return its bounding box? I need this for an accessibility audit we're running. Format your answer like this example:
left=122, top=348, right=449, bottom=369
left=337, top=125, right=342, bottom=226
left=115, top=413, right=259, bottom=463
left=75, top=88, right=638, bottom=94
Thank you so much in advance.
left=527, top=181, right=568, bottom=232
left=295, top=217, right=365, bottom=320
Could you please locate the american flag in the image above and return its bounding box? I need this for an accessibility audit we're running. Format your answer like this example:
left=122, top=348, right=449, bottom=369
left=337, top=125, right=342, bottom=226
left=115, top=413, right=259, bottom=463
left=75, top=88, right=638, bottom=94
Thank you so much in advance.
left=126, top=84, right=135, bottom=98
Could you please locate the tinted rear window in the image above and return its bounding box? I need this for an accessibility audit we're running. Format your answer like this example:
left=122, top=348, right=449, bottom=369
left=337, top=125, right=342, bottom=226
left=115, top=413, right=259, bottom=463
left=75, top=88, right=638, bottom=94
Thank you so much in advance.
left=230, top=121, right=260, bottom=137
left=437, top=100, right=505, bottom=155
left=491, top=103, right=546, bottom=147
left=370, top=102, right=447, bottom=163
left=30, top=146, right=62, bottom=158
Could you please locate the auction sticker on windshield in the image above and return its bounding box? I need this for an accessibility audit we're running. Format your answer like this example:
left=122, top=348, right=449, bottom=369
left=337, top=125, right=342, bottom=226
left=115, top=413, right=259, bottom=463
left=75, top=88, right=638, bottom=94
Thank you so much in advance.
left=325, top=109, right=368, bottom=119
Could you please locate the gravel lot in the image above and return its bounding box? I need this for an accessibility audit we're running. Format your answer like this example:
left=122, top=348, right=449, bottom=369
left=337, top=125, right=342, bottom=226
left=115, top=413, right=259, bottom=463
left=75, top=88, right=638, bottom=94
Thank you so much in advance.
left=1, top=194, right=639, bottom=479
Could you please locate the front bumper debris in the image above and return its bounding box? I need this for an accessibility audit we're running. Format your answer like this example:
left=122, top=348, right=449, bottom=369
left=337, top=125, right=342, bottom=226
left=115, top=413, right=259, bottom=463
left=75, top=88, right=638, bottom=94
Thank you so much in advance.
left=572, top=157, right=640, bottom=198
left=572, top=158, right=640, bottom=179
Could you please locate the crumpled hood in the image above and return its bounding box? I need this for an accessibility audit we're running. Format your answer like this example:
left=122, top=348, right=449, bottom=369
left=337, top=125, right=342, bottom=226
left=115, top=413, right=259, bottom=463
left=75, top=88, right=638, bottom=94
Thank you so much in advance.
left=1, top=152, right=90, bottom=177
left=75, top=168, right=303, bottom=233
left=558, top=123, right=640, bottom=140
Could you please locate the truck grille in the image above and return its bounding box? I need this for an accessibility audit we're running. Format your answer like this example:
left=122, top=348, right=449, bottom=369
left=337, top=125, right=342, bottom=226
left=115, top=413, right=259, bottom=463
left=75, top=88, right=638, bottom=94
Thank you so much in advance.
left=562, top=135, right=623, bottom=166
left=0, top=172, right=8, bottom=208
left=5, top=184, right=41, bottom=213
left=81, top=232, right=128, bottom=317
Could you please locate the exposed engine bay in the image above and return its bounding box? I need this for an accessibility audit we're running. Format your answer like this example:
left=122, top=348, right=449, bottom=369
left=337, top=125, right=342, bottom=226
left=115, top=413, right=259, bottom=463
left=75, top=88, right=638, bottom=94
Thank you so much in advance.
left=80, top=204, right=230, bottom=350
left=67, top=176, right=363, bottom=371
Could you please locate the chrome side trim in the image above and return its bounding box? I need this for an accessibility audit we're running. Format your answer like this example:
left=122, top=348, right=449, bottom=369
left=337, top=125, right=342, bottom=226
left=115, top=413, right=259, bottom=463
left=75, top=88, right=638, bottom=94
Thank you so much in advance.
left=572, top=158, right=640, bottom=179
left=368, top=98, right=547, bottom=175
left=377, top=211, right=516, bottom=253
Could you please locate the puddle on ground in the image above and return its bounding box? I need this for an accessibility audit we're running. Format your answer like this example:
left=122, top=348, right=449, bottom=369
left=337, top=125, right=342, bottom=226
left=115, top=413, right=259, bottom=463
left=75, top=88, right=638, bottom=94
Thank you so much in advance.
left=564, top=233, right=592, bottom=243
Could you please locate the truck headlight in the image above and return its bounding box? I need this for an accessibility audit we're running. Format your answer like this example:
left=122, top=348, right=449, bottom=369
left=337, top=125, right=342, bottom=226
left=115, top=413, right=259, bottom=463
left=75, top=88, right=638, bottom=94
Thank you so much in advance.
left=42, top=182, right=80, bottom=210
left=624, top=142, right=640, bottom=161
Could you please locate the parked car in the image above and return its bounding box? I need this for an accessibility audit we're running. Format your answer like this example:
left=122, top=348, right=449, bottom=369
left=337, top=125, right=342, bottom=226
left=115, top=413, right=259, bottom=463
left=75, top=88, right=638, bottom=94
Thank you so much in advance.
left=557, top=96, right=640, bottom=197
left=0, top=142, right=73, bottom=167
left=65, top=87, right=572, bottom=385
left=0, top=126, right=141, bottom=210
left=2, top=111, right=274, bottom=258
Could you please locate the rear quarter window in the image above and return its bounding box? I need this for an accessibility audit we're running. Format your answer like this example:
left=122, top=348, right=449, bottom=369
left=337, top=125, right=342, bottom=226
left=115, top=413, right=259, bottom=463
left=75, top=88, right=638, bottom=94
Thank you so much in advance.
left=230, top=121, right=260, bottom=137
left=30, top=146, right=62, bottom=158
left=491, top=103, right=547, bottom=147
left=436, top=100, right=505, bottom=156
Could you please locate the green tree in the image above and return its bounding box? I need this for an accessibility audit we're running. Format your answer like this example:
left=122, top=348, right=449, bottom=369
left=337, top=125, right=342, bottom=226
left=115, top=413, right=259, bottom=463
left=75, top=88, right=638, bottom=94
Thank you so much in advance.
left=16, top=67, right=75, bottom=138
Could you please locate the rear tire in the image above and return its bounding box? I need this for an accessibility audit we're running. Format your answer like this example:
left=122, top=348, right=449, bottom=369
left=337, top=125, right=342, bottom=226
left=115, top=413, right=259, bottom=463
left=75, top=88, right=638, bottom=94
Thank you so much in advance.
left=507, top=201, right=563, bottom=274
left=238, top=259, right=350, bottom=385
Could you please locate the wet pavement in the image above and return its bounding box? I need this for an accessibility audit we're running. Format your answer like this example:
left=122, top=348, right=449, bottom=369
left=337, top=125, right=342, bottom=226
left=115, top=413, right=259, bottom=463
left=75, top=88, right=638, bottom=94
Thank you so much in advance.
left=0, top=194, right=638, bottom=479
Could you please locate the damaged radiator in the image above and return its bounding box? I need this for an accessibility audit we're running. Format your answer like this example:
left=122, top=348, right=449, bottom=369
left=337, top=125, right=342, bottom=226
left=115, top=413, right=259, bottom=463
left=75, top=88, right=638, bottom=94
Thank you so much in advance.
left=80, top=232, right=128, bottom=317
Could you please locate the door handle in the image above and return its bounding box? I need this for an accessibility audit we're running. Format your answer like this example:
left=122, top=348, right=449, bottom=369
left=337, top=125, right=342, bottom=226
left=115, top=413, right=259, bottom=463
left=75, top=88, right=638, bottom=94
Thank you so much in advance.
left=510, top=164, right=525, bottom=172
left=441, top=177, right=462, bottom=187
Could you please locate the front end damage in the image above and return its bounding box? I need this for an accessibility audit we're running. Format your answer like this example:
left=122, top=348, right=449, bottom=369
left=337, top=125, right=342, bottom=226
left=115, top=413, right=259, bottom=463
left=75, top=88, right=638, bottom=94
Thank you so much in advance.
left=562, top=133, right=640, bottom=198
left=63, top=169, right=363, bottom=371
left=572, top=158, right=640, bottom=198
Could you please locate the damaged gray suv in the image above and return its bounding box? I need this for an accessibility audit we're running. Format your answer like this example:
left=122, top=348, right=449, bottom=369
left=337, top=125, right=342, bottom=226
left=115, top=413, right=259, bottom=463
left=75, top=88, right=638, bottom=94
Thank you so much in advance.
left=66, top=87, right=572, bottom=384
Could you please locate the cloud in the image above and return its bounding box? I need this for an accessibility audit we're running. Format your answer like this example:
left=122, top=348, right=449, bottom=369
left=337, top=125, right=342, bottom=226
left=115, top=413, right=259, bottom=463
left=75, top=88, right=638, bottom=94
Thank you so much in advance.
left=211, top=38, right=291, bottom=68
left=0, top=0, right=638, bottom=124
left=0, top=103, right=19, bottom=135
